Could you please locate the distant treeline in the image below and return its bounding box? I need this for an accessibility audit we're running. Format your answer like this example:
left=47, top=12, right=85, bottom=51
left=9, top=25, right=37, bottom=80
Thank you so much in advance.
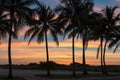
left=1, top=61, right=120, bottom=72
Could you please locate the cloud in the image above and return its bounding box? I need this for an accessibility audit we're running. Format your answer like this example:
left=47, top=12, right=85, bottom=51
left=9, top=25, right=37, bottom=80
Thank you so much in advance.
left=93, top=6, right=102, bottom=12
left=18, top=26, right=29, bottom=37
left=115, top=8, right=120, bottom=15
left=115, top=0, right=120, bottom=2
left=52, top=0, right=60, bottom=3
left=39, top=0, right=60, bottom=8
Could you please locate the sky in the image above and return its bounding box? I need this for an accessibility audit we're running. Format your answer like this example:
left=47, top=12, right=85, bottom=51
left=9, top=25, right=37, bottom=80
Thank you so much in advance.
left=0, top=0, right=120, bottom=65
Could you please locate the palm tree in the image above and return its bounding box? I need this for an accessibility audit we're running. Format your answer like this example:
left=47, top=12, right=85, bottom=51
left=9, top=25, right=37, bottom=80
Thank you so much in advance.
left=55, top=0, right=94, bottom=75
left=101, top=6, right=120, bottom=74
left=78, top=1, right=94, bottom=75
left=25, top=2, right=61, bottom=76
left=89, top=6, right=120, bottom=75
left=88, top=12, right=107, bottom=74
left=1, top=0, right=39, bottom=78
left=69, top=0, right=94, bottom=75
left=55, top=0, right=77, bottom=76
left=55, top=0, right=82, bottom=76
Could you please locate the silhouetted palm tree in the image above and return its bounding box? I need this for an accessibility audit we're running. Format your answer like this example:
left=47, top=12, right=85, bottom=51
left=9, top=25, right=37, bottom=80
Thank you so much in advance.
left=1, top=0, right=38, bottom=78
left=101, top=6, right=120, bottom=74
left=78, top=0, right=94, bottom=75
left=89, top=6, right=120, bottom=74
left=55, top=0, right=81, bottom=76
left=88, top=12, right=107, bottom=74
left=70, top=0, right=94, bottom=75
left=55, top=0, right=94, bottom=75
left=25, top=2, right=61, bottom=76
left=55, top=0, right=78, bottom=76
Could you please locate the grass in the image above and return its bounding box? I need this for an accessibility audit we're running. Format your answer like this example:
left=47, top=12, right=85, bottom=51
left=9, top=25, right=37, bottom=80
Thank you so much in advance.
left=0, top=76, right=25, bottom=80
left=36, top=74, right=120, bottom=79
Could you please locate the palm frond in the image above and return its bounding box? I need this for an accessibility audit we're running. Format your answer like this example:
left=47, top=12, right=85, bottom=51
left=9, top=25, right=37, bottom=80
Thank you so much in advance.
left=24, top=27, right=37, bottom=39
left=113, top=43, right=120, bottom=53
left=27, top=27, right=40, bottom=45
left=37, top=28, right=45, bottom=43
left=108, top=38, right=119, bottom=48
left=96, top=45, right=101, bottom=59
left=64, top=24, right=73, bottom=34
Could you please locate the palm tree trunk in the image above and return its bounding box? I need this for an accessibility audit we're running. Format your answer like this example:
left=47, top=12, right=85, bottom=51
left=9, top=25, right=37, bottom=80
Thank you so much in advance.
left=103, top=40, right=108, bottom=75
left=8, top=8, right=13, bottom=79
left=45, top=31, right=50, bottom=76
left=72, top=28, right=75, bottom=77
left=82, top=37, right=87, bottom=75
left=100, top=37, right=104, bottom=74
left=8, top=30, right=13, bottom=79
left=75, top=12, right=87, bottom=75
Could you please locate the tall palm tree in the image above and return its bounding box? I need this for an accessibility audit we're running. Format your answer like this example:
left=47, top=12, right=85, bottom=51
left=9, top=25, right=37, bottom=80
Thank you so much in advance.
left=78, top=0, right=94, bottom=75
left=1, top=0, right=38, bottom=78
left=89, top=6, right=120, bottom=75
left=68, top=0, right=94, bottom=75
left=55, top=0, right=82, bottom=76
left=55, top=0, right=94, bottom=75
left=101, top=6, right=120, bottom=74
left=25, top=2, right=61, bottom=76
left=88, top=12, right=107, bottom=74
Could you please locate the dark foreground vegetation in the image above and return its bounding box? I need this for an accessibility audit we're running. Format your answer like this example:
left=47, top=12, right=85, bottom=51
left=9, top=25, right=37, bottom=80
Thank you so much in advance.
left=36, top=74, right=120, bottom=79
left=1, top=61, right=120, bottom=73
left=0, top=76, right=25, bottom=80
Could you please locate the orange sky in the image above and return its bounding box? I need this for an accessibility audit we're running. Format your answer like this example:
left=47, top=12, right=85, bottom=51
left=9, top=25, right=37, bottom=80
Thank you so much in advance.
left=0, top=40, right=120, bottom=65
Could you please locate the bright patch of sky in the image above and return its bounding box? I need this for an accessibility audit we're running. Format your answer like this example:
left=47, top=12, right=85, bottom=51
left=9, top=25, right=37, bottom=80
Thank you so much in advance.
left=94, top=0, right=120, bottom=7
left=38, top=0, right=120, bottom=8
left=38, top=0, right=120, bottom=14
left=0, top=42, right=119, bottom=65
left=39, top=0, right=60, bottom=8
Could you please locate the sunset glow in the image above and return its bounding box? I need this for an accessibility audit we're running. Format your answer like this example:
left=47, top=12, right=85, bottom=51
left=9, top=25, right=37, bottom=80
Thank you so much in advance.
left=0, top=40, right=119, bottom=65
